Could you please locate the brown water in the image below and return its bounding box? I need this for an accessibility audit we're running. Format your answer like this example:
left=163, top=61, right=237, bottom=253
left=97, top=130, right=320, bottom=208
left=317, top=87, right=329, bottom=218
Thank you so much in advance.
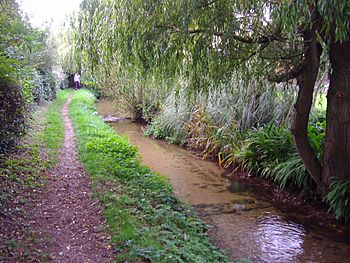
left=97, top=100, right=350, bottom=263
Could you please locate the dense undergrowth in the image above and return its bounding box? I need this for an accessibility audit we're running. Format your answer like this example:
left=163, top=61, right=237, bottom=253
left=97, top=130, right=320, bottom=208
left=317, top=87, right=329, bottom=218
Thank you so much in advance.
left=0, top=90, right=68, bottom=261
left=69, top=89, right=230, bottom=262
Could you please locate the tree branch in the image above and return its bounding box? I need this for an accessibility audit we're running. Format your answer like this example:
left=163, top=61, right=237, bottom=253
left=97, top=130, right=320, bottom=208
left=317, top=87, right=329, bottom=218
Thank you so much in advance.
left=268, top=61, right=304, bottom=83
left=155, top=25, right=280, bottom=44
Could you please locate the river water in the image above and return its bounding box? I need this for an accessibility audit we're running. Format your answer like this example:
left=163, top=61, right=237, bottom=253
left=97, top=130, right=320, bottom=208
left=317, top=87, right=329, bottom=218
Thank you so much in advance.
left=97, top=100, right=350, bottom=263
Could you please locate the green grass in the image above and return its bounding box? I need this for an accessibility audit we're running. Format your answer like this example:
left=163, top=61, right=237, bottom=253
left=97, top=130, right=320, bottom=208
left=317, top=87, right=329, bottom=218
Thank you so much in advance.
left=68, top=89, right=230, bottom=263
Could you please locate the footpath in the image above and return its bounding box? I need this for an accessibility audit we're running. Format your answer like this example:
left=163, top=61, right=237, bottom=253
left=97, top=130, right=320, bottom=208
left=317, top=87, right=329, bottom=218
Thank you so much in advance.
left=31, top=98, right=113, bottom=262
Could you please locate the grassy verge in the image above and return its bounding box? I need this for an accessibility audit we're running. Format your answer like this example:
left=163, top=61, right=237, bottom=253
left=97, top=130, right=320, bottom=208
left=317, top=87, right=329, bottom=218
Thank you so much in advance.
left=69, top=89, right=230, bottom=262
left=0, top=89, right=70, bottom=261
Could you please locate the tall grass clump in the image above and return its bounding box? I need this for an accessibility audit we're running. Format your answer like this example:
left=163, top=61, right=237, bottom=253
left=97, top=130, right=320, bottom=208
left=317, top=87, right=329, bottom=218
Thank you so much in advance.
left=237, top=125, right=295, bottom=176
left=326, top=179, right=350, bottom=223
left=69, top=89, right=229, bottom=262
left=145, top=90, right=191, bottom=145
left=236, top=123, right=320, bottom=190
left=146, top=78, right=296, bottom=166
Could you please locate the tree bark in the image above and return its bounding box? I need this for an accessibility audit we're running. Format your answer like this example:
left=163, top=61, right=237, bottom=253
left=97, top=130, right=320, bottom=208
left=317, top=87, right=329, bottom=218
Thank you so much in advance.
left=323, top=35, right=350, bottom=188
left=292, top=28, right=325, bottom=195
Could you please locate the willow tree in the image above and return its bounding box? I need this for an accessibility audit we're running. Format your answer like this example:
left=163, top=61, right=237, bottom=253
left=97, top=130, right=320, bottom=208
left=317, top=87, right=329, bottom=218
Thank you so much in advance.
left=138, top=0, right=350, bottom=196
left=67, top=0, right=350, bottom=196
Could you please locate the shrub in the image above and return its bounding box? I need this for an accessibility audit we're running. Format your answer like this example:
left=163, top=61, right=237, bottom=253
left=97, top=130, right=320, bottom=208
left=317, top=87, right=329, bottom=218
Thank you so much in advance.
left=0, top=79, right=26, bottom=156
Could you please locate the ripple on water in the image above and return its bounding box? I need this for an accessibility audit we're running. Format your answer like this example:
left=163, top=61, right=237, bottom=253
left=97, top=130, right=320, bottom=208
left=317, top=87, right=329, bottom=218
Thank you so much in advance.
left=254, top=213, right=306, bottom=262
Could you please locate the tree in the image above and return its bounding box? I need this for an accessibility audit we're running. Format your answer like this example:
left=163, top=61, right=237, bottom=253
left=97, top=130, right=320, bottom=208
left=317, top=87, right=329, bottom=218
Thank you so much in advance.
left=144, top=0, right=350, bottom=196
left=66, top=0, right=350, bottom=196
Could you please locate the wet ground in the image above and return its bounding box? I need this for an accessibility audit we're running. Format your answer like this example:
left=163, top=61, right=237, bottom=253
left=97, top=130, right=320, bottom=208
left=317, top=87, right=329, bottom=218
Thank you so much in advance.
left=97, top=100, right=350, bottom=263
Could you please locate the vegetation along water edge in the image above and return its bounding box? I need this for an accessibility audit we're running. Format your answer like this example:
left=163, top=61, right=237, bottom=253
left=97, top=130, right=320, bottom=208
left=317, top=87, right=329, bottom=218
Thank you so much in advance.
left=69, top=89, right=232, bottom=262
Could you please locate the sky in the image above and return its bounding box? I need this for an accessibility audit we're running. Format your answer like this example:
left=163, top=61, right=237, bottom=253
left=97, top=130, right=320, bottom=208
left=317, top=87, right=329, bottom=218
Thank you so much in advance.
left=17, top=0, right=82, bottom=31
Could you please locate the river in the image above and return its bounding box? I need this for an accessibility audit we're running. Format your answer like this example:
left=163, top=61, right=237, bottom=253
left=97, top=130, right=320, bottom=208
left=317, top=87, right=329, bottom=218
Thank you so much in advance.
left=97, top=100, right=350, bottom=263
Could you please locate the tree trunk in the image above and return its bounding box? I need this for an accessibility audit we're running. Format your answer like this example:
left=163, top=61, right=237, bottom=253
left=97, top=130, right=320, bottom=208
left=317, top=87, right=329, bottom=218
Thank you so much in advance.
left=292, top=28, right=325, bottom=195
left=323, top=36, right=350, bottom=188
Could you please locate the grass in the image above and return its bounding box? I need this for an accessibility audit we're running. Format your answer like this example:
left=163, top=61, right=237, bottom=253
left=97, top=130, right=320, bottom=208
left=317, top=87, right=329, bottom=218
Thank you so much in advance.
left=68, top=89, right=230, bottom=262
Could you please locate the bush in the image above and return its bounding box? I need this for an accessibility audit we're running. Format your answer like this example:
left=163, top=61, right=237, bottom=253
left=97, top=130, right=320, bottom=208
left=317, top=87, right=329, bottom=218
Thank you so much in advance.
left=0, top=79, right=26, bottom=155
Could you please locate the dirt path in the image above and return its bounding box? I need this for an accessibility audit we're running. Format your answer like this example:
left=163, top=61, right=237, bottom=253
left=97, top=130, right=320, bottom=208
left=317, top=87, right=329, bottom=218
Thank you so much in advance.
left=32, top=98, right=113, bottom=262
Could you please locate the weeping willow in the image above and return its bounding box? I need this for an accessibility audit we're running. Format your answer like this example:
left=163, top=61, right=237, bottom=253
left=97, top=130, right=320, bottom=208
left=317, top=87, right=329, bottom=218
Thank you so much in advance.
left=60, top=0, right=296, bottom=118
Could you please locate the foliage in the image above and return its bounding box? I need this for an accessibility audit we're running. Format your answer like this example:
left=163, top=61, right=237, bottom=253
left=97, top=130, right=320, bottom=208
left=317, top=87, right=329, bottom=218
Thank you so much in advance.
left=69, top=90, right=229, bottom=262
left=272, top=153, right=313, bottom=190
left=144, top=90, right=190, bottom=145
left=63, top=0, right=350, bottom=221
left=237, top=125, right=294, bottom=176
left=308, top=111, right=326, bottom=161
left=327, top=179, right=350, bottom=223
left=0, top=80, right=26, bottom=155
left=236, top=124, right=319, bottom=190
left=146, top=81, right=295, bottom=169
left=0, top=0, right=61, bottom=154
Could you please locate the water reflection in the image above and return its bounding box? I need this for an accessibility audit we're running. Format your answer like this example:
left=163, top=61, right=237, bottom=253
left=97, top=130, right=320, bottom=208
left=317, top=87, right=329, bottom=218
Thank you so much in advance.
left=255, top=214, right=305, bottom=262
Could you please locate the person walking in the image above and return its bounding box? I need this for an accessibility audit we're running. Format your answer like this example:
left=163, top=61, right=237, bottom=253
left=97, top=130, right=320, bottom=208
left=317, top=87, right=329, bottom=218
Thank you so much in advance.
left=74, top=73, right=80, bottom=89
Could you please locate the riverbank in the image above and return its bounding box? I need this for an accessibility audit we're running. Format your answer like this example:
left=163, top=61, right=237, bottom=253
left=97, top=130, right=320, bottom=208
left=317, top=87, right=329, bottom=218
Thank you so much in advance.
left=69, top=90, right=230, bottom=262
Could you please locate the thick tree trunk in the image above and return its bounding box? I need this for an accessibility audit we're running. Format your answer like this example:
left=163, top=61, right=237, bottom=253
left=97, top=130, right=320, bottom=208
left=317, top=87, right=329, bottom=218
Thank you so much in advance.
left=323, top=37, right=350, bottom=188
left=292, top=28, right=325, bottom=195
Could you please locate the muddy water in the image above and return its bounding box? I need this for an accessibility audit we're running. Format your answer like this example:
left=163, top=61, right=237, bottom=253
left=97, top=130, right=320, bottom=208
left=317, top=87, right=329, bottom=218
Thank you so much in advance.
left=97, top=100, right=350, bottom=263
